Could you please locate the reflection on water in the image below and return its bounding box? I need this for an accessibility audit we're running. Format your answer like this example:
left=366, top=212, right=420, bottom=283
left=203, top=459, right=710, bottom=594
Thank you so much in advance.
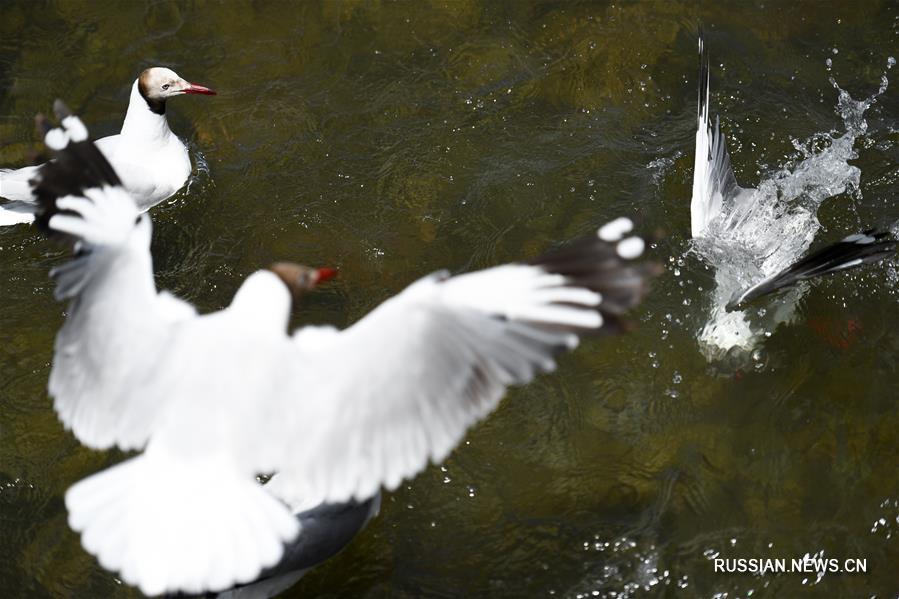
left=1, top=1, right=898, bottom=597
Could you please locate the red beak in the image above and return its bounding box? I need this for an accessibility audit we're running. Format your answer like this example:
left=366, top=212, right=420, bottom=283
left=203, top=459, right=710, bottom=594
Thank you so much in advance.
left=315, top=267, right=339, bottom=283
left=184, top=82, right=216, bottom=95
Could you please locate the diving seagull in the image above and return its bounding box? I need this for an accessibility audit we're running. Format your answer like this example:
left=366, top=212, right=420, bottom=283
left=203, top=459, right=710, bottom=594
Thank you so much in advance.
left=690, top=32, right=895, bottom=354
left=33, top=102, right=657, bottom=596
left=0, top=67, right=215, bottom=226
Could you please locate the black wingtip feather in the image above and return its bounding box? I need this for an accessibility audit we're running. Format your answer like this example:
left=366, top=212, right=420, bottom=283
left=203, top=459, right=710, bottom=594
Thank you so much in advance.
left=30, top=100, right=122, bottom=234
left=726, top=230, right=898, bottom=311
left=529, top=231, right=661, bottom=337
left=53, top=99, right=72, bottom=120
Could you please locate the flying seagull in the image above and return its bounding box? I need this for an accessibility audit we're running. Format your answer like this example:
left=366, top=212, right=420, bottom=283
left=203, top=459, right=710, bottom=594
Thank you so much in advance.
left=33, top=102, right=658, bottom=596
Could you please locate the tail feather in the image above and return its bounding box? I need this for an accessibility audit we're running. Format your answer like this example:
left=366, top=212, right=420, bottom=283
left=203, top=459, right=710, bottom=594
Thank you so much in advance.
left=0, top=202, right=36, bottom=225
left=727, top=230, right=897, bottom=310
left=0, top=166, right=40, bottom=225
left=1, top=166, right=38, bottom=199
left=66, top=454, right=300, bottom=596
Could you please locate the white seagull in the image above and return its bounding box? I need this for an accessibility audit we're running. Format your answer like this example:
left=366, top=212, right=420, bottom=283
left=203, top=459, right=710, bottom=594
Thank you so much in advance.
left=689, top=32, right=895, bottom=357
left=0, top=67, right=215, bottom=226
left=33, top=103, right=658, bottom=596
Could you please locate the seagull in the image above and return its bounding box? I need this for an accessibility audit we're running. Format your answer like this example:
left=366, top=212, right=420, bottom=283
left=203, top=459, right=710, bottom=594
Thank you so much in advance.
left=33, top=102, right=658, bottom=596
left=689, top=32, right=896, bottom=356
left=0, top=67, right=215, bottom=226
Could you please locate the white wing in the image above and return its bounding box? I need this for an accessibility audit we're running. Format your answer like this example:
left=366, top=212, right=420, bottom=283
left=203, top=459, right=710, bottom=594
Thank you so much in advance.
left=270, top=224, right=657, bottom=507
left=691, top=32, right=743, bottom=238
left=34, top=104, right=196, bottom=450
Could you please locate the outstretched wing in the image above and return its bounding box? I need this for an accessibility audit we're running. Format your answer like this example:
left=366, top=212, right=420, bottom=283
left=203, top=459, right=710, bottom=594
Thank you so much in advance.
left=35, top=101, right=196, bottom=450
left=691, top=31, right=742, bottom=238
left=63, top=217, right=657, bottom=595
left=727, top=229, right=897, bottom=310
left=270, top=218, right=658, bottom=507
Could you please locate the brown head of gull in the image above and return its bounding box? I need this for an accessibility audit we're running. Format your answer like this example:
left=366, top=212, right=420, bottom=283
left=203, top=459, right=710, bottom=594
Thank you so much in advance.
left=268, top=262, right=339, bottom=300
left=136, top=66, right=216, bottom=115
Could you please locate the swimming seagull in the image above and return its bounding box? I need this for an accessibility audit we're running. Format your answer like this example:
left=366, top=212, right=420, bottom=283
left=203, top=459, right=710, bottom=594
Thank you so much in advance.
left=33, top=102, right=658, bottom=596
left=690, top=32, right=896, bottom=355
left=0, top=67, right=215, bottom=226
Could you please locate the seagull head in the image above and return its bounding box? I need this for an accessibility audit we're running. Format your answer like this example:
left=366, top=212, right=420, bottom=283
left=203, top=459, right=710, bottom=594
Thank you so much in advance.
left=268, top=262, right=338, bottom=298
left=137, top=67, right=216, bottom=112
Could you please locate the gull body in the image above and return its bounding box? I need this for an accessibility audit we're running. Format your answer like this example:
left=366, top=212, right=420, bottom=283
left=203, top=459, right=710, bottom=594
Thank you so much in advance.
left=0, top=67, right=214, bottom=226
left=33, top=105, right=657, bottom=596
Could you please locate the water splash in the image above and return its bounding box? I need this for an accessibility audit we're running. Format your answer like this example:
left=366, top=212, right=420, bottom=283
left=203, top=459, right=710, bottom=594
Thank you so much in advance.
left=693, top=66, right=891, bottom=362
left=647, top=151, right=683, bottom=187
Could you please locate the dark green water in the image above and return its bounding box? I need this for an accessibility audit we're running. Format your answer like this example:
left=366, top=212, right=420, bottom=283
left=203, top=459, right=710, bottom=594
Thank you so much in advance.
left=1, top=1, right=898, bottom=597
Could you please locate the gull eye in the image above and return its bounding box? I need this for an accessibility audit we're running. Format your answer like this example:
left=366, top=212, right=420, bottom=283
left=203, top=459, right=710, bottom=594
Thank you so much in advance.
left=161, top=84, right=170, bottom=91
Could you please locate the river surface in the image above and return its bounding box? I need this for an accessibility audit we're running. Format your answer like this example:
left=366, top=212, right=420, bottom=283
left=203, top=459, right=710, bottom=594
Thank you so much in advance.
left=1, top=1, right=898, bottom=597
